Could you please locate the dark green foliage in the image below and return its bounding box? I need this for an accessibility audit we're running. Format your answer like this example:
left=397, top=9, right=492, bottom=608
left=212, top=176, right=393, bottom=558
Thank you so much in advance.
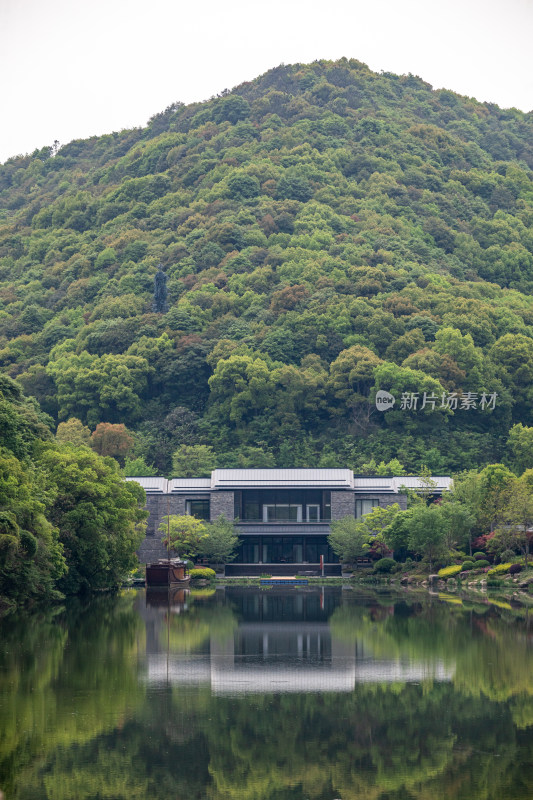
left=0, top=375, right=146, bottom=606
left=152, top=266, right=168, bottom=313
left=461, top=561, right=476, bottom=571
left=0, top=59, right=532, bottom=472
left=373, top=557, right=397, bottom=573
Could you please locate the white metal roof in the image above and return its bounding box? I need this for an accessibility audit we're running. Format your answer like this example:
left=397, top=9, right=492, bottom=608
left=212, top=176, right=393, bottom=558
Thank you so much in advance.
left=353, top=476, right=452, bottom=494
left=168, top=478, right=212, bottom=494
left=125, top=472, right=452, bottom=494
left=211, top=469, right=354, bottom=489
left=392, top=476, right=453, bottom=493
left=353, top=478, right=395, bottom=492
left=125, top=477, right=168, bottom=493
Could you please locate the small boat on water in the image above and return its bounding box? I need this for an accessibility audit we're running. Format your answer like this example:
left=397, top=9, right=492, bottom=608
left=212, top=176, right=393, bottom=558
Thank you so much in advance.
left=146, top=558, right=190, bottom=588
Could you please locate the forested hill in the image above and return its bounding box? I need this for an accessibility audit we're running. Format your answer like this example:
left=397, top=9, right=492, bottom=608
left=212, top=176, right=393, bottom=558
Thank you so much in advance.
left=1, top=58, right=533, bottom=475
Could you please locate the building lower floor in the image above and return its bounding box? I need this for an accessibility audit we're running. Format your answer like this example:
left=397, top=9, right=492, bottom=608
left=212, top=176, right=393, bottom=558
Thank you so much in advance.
left=234, top=535, right=337, bottom=564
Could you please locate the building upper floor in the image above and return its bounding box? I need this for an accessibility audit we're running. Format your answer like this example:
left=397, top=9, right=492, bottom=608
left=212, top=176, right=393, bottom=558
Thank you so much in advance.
left=127, top=469, right=452, bottom=526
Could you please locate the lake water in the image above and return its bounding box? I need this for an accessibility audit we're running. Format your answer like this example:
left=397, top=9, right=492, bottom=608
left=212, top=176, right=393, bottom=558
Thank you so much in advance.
left=1, top=586, right=532, bottom=799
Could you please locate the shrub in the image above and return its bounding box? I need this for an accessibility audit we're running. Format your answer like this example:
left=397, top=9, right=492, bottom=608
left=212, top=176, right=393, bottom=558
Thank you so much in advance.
left=475, top=560, right=490, bottom=569
left=461, top=561, right=476, bottom=571
left=509, top=563, right=522, bottom=575
left=487, top=563, right=512, bottom=577
left=500, top=549, right=517, bottom=563
left=373, top=557, right=397, bottom=573
left=438, top=565, right=462, bottom=578
left=473, top=552, right=486, bottom=560
left=189, top=568, right=216, bottom=580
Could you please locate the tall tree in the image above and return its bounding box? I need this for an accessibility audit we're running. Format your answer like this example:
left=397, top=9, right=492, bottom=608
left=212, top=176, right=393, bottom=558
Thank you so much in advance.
left=152, top=266, right=168, bottom=313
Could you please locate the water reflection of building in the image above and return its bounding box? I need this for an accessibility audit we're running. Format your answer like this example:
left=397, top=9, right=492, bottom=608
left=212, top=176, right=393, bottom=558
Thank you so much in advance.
left=138, top=589, right=454, bottom=695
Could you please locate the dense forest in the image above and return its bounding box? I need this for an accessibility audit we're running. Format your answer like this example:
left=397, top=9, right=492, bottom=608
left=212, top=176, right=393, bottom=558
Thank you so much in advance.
left=0, top=372, right=145, bottom=609
left=1, top=58, right=533, bottom=474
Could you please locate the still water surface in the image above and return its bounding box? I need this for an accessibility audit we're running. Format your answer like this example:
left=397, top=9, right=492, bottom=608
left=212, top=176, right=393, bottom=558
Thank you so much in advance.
left=1, top=586, right=532, bottom=799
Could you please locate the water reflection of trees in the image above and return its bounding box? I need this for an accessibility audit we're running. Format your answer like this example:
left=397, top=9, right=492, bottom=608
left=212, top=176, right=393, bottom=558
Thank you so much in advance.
left=0, top=590, right=532, bottom=799
left=158, top=601, right=238, bottom=653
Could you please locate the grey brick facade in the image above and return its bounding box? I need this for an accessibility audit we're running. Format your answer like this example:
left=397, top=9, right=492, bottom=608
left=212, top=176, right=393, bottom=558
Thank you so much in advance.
left=331, top=491, right=355, bottom=520
left=144, top=495, right=186, bottom=537
left=210, top=491, right=234, bottom=521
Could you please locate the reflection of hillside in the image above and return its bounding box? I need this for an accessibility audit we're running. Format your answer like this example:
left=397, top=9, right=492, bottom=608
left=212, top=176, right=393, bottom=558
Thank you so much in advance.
left=2, top=589, right=533, bottom=800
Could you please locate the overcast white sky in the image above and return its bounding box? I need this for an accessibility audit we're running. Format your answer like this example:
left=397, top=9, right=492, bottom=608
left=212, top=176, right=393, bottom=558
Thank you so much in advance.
left=1, top=0, right=532, bottom=164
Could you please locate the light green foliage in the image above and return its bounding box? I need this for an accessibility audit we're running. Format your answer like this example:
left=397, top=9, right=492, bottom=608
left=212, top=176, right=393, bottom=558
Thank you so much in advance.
left=171, top=444, right=216, bottom=477
left=329, top=345, right=382, bottom=408
left=189, top=567, right=216, bottom=580
left=487, top=563, right=513, bottom=576
left=41, top=444, right=147, bottom=593
left=438, top=565, right=462, bottom=578
left=47, top=351, right=152, bottom=426
left=199, top=515, right=240, bottom=566
left=440, top=500, right=476, bottom=552
left=328, top=516, right=371, bottom=564
left=159, top=514, right=207, bottom=559
left=55, top=417, right=91, bottom=447
left=123, top=456, right=158, bottom=477
left=506, top=423, right=533, bottom=474
left=491, top=474, right=533, bottom=566
left=406, top=503, right=450, bottom=571
left=358, top=504, right=401, bottom=539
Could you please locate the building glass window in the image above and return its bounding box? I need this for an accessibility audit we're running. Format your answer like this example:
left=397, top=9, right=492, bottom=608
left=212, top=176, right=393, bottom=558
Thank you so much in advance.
left=323, top=491, right=331, bottom=521
left=355, top=499, right=379, bottom=519
left=234, top=490, right=242, bottom=520
left=186, top=499, right=210, bottom=520
left=263, top=504, right=302, bottom=522
left=239, top=490, right=331, bottom=522
left=235, top=536, right=337, bottom=564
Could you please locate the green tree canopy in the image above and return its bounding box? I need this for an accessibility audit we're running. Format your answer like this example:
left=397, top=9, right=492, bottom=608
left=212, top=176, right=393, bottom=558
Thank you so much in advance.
left=158, top=515, right=208, bottom=560
left=199, top=515, right=240, bottom=566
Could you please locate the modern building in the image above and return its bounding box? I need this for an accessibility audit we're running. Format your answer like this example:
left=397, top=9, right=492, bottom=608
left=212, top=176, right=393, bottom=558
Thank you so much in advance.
left=128, top=469, right=452, bottom=574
